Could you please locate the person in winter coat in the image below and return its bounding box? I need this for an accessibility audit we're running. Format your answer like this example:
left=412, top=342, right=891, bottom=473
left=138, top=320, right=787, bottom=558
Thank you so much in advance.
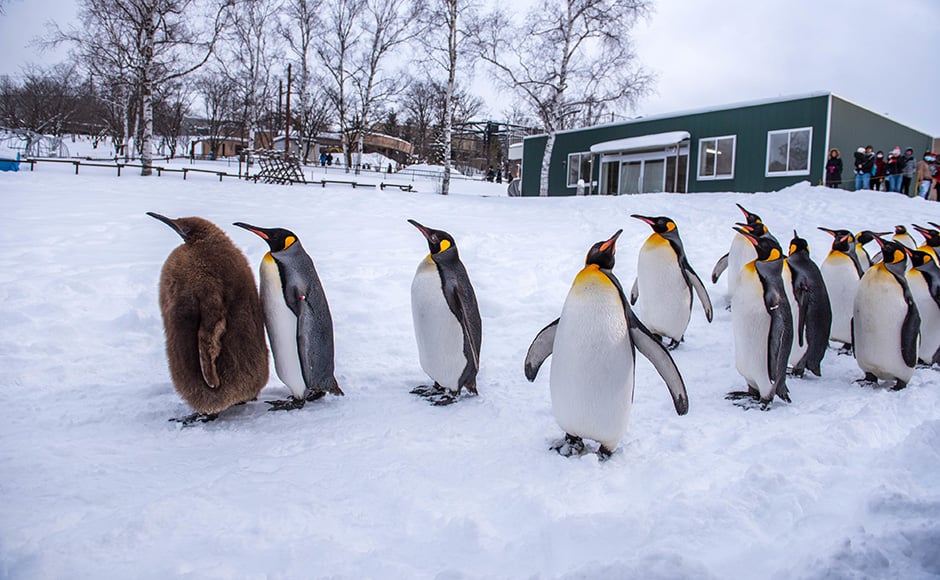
left=916, top=152, right=935, bottom=198
left=825, top=148, right=843, bottom=188
left=871, top=151, right=886, bottom=190
left=886, top=147, right=902, bottom=193
left=901, top=147, right=917, bottom=197
left=854, top=146, right=874, bottom=190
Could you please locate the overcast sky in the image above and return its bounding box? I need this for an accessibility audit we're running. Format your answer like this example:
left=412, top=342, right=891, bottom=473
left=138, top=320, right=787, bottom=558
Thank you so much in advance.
left=0, top=0, right=937, bottom=137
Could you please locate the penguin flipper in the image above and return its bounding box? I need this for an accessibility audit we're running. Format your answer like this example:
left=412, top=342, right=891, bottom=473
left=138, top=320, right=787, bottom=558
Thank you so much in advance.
left=795, top=283, right=809, bottom=348
left=197, top=300, right=225, bottom=389
left=524, top=319, right=559, bottom=381
left=296, top=295, right=343, bottom=396
left=630, top=278, right=639, bottom=305
left=685, top=267, right=713, bottom=322
left=765, top=286, right=793, bottom=402
left=628, top=311, right=689, bottom=415
left=447, top=283, right=481, bottom=392
left=711, top=253, right=729, bottom=283
left=901, top=301, right=921, bottom=369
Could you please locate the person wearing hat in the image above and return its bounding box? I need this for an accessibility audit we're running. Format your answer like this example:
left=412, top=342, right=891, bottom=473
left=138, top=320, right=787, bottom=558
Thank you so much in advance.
left=872, top=150, right=887, bottom=191
left=854, top=146, right=874, bottom=190
left=916, top=151, right=935, bottom=199
left=886, top=147, right=903, bottom=193
left=901, top=147, right=917, bottom=197
left=825, top=148, right=843, bottom=188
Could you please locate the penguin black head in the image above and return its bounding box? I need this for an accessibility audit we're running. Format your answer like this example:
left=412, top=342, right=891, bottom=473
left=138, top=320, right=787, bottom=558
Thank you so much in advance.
left=908, top=248, right=935, bottom=270
left=631, top=214, right=678, bottom=236
left=871, top=235, right=908, bottom=273
left=585, top=230, right=622, bottom=270
left=789, top=230, right=810, bottom=256
left=735, top=221, right=768, bottom=238
left=408, top=219, right=457, bottom=256
left=148, top=212, right=224, bottom=244
left=232, top=222, right=299, bottom=252
left=894, top=225, right=908, bottom=236
left=913, top=224, right=940, bottom=247
left=735, top=203, right=762, bottom=226
left=734, top=227, right=784, bottom=263
left=818, top=227, right=855, bottom=253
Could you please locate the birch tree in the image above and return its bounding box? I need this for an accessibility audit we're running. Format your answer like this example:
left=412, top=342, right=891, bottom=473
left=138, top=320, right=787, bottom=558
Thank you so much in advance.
left=472, top=0, right=653, bottom=195
left=53, top=0, right=229, bottom=175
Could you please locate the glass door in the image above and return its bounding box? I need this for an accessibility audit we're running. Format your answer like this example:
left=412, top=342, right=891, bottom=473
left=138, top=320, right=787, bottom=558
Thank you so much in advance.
left=642, top=159, right=665, bottom=193
left=620, top=161, right=642, bottom=194
left=601, top=161, right=620, bottom=195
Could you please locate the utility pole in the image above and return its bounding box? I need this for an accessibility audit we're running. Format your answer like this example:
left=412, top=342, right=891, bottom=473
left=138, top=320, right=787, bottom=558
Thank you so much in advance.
left=284, top=63, right=292, bottom=160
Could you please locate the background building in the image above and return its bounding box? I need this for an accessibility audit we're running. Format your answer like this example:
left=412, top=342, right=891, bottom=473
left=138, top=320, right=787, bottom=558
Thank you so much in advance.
left=520, top=92, right=934, bottom=196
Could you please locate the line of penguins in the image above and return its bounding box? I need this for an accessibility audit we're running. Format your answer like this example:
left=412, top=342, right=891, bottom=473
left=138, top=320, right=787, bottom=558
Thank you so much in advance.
left=146, top=205, right=940, bottom=460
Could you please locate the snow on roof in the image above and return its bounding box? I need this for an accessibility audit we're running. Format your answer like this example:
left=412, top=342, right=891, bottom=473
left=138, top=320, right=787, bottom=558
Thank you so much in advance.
left=507, top=142, right=523, bottom=160
left=589, top=130, right=690, bottom=154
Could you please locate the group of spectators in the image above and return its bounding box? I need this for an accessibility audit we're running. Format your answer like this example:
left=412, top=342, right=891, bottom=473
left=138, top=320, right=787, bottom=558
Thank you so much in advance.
left=825, top=145, right=938, bottom=200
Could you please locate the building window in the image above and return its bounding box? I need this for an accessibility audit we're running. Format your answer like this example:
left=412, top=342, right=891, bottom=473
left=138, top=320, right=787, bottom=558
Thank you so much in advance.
left=567, top=152, right=592, bottom=188
left=697, top=135, right=736, bottom=180
left=766, top=127, right=812, bottom=176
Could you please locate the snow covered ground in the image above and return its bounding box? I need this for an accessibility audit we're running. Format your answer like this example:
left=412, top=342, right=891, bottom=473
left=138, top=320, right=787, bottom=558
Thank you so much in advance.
left=1, top=162, right=939, bottom=579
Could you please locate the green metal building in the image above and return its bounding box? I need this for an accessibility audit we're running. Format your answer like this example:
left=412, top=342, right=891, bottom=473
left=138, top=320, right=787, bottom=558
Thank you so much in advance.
left=520, top=92, right=934, bottom=196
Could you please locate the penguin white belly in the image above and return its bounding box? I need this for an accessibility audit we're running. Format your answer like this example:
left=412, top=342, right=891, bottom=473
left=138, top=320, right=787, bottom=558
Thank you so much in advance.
left=783, top=262, right=806, bottom=367
left=732, top=265, right=773, bottom=399
left=550, top=267, right=633, bottom=451
left=854, top=245, right=871, bottom=272
left=412, top=258, right=465, bottom=391
left=260, top=256, right=305, bottom=398
left=726, top=234, right=757, bottom=297
left=854, top=268, right=913, bottom=382
left=636, top=238, right=691, bottom=341
left=908, top=271, right=939, bottom=363
left=821, top=254, right=860, bottom=344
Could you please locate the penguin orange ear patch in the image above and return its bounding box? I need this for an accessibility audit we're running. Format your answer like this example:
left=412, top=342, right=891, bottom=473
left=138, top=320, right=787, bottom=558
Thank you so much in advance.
left=768, top=248, right=781, bottom=261
left=438, top=239, right=452, bottom=253
left=283, top=236, right=297, bottom=249
left=789, top=244, right=797, bottom=255
left=666, top=221, right=676, bottom=232
left=892, top=250, right=903, bottom=264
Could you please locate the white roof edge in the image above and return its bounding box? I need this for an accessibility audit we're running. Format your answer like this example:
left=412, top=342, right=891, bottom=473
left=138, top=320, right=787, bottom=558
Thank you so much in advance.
left=589, top=131, right=691, bottom=154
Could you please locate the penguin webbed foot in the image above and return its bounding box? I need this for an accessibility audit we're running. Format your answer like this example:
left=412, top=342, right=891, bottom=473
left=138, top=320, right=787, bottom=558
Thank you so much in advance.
left=427, top=391, right=460, bottom=406
left=726, top=388, right=768, bottom=410
left=551, top=434, right=586, bottom=457
left=836, top=343, right=854, bottom=356
left=890, top=379, right=908, bottom=391
left=855, top=373, right=879, bottom=387
left=596, top=445, right=614, bottom=462
left=788, top=365, right=805, bottom=379
left=665, top=337, right=682, bottom=351
left=169, top=412, right=219, bottom=425
left=266, top=397, right=307, bottom=411
left=410, top=383, right=445, bottom=398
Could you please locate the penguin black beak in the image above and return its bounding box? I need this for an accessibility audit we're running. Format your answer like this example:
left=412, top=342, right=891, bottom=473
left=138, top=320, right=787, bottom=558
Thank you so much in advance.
left=913, top=224, right=936, bottom=237
left=233, top=221, right=270, bottom=240
left=147, top=212, right=190, bottom=241
left=630, top=214, right=655, bottom=226
left=599, top=229, right=623, bottom=253
left=929, top=221, right=940, bottom=231
left=817, top=227, right=837, bottom=238
left=407, top=219, right=433, bottom=241
left=732, top=226, right=758, bottom=246
left=735, top=203, right=760, bottom=224
left=864, top=231, right=886, bottom=249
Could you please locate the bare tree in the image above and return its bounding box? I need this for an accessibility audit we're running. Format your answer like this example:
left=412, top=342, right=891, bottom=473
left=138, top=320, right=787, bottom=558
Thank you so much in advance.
left=52, top=0, right=230, bottom=175
left=153, top=80, right=192, bottom=158
left=219, top=0, right=281, bottom=157
left=317, top=0, right=423, bottom=171
left=3, top=64, right=83, bottom=136
left=279, top=0, right=331, bottom=162
left=194, top=69, right=238, bottom=158
left=472, top=0, right=654, bottom=195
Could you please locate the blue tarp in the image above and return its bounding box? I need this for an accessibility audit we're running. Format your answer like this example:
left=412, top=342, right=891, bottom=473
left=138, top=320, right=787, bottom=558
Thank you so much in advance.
left=0, top=153, right=21, bottom=172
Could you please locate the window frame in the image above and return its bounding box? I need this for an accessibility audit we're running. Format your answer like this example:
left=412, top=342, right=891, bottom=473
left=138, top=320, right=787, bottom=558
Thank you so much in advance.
left=765, top=127, right=813, bottom=177
left=696, top=135, right=737, bottom=180
left=566, top=152, right=592, bottom=188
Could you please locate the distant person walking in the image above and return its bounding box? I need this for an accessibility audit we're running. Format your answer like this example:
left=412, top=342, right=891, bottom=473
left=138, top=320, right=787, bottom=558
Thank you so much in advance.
left=885, top=147, right=902, bottom=193
left=854, top=146, right=874, bottom=190
left=916, top=152, right=935, bottom=198
left=901, top=147, right=916, bottom=197
left=825, top=148, right=843, bottom=188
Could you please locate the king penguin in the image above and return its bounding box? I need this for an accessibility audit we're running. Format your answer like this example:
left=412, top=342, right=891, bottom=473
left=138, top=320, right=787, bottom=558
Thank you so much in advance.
left=854, top=230, right=877, bottom=272
left=408, top=219, right=482, bottom=406
left=524, top=230, right=689, bottom=460
left=629, top=214, right=713, bottom=349
left=906, top=248, right=940, bottom=366
left=892, top=225, right=917, bottom=250
left=853, top=234, right=920, bottom=390
left=711, top=204, right=763, bottom=298
left=233, top=222, right=343, bottom=410
left=147, top=213, right=269, bottom=424
left=912, top=223, right=940, bottom=261
left=786, top=231, right=832, bottom=377
left=725, top=227, right=793, bottom=410
left=819, top=227, right=864, bottom=352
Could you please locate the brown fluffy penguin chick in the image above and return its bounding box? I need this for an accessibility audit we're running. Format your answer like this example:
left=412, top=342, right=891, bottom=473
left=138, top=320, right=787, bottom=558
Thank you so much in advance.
left=148, top=213, right=269, bottom=423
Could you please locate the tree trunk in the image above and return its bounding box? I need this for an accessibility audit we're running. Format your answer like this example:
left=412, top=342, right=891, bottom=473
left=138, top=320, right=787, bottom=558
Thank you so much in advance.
left=441, top=0, right=457, bottom=196
left=539, top=131, right=555, bottom=196
left=139, top=8, right=156, bottom=176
